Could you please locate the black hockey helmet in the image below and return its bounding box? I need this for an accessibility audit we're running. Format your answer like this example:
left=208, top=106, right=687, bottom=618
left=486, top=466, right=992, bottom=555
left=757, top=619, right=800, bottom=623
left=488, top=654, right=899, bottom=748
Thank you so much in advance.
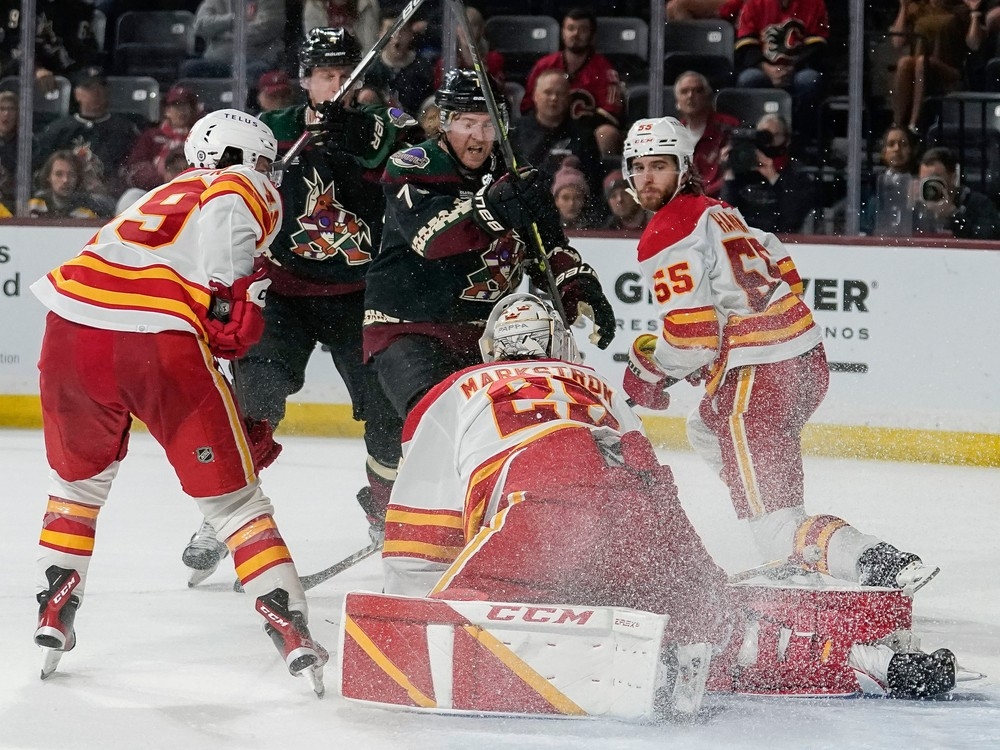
left=299, top=28, right=363, bottom=78
left=434, top=68, right=507, bottom=128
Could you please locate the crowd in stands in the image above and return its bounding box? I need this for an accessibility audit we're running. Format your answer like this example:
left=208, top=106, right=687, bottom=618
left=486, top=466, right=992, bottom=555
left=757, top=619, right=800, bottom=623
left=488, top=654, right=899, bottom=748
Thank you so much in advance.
left=2, top=0, right=1000, bottom=239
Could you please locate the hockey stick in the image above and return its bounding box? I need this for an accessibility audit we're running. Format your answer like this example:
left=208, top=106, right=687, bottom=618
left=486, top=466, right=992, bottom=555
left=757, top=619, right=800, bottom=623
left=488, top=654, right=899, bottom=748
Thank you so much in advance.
left=447, top=0, right=570, bottom=327
left=269, top=0, right=428, bottom=186
left=232, top=540, right=382, bottom=593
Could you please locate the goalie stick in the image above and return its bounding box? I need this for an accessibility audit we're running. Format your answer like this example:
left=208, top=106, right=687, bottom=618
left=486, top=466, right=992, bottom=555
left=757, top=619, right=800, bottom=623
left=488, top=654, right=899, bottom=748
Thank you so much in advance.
left=233, top=540, right=382, bottom=593
left=447, top=0, right=570, bottom=328
left=269, top=0, right=428, bottom=186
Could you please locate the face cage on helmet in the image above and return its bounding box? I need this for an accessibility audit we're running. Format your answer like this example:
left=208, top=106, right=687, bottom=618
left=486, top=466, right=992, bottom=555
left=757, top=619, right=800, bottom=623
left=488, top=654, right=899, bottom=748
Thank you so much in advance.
left=479, top=294, right=581, bottom=364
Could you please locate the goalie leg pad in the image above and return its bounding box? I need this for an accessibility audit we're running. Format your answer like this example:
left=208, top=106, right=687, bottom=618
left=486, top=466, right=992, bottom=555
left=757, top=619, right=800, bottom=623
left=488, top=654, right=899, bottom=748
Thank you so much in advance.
left=709, top=582, right=913, bottom=696
left=339, top=591, right=672, bottom=721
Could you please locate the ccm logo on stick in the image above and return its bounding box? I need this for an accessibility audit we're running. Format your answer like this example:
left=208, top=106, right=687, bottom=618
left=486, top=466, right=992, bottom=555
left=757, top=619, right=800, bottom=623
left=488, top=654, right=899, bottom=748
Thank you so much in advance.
left=486, top=606, right=595, bottom=625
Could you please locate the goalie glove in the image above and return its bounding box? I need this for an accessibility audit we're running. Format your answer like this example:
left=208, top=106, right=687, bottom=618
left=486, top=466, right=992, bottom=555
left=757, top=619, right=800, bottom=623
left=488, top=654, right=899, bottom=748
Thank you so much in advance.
left=204, top=268, right=270, bottom=360
left=623, top=334, right=677, bottom=410
left=557, top=267, right=616, bottom=349
left=309, top=102, right=384, bottom=160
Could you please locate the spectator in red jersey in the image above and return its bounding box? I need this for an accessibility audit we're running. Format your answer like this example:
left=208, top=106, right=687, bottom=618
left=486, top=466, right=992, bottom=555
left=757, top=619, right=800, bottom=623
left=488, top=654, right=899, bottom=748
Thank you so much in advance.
left=303, top=0, right=380, bottom=51
left=256, top=70, right=298, bottom=113
left=673, top=70, right=740, bottom=197
left=521, top=8, right=624, bottom=155
left=734, top=0, right=829, bottom=139
left=125, top=84, right=202, bottom=191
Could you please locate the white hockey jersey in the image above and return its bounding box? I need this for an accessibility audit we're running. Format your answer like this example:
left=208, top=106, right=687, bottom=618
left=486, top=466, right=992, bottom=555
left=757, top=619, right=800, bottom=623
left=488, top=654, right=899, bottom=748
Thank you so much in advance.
left=383, top=359, right=644, bottom=597
left=31, top=166, right=281, bottom=338
left=637, top=192, right=821, bottom=395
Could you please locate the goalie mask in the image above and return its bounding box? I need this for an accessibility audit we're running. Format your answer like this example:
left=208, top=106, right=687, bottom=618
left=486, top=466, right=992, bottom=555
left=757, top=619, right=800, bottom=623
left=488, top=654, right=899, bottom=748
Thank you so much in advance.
left=480, top=293, right=581, bottom=364
left=622, top=117, right=698, bottom=200
left=184, top=109, right=277, bottom=171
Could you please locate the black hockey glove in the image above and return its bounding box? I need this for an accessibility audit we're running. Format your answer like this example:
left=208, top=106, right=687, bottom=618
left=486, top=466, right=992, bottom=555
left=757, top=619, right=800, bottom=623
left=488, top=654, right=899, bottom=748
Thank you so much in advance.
left=558, top=268, right=617, bottom=349
left=309, top=102, right=384, bottom=159
left=472, top=167, right=558, bottom=236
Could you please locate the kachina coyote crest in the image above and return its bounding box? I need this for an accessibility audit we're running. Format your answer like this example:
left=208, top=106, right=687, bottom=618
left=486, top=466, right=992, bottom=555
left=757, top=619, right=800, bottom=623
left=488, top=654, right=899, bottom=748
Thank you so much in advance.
left=291, top=171, right=372, bottom=263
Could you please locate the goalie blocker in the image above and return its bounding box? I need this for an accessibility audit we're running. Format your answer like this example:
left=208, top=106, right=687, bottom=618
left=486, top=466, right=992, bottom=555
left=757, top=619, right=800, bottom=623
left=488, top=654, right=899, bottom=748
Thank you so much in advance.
left=338, top=581, right=958, bottom=719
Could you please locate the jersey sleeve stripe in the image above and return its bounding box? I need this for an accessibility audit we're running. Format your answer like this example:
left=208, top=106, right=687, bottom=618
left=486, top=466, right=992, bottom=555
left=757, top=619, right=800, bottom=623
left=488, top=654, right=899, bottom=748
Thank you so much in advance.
left=201, top=177, right=274, bottom=238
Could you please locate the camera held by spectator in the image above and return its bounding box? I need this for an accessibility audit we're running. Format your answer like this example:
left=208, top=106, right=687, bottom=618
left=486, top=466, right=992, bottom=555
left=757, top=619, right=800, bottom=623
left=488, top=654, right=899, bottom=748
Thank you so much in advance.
left=919, top=175, right=948, bottom=204
left=726, top=127, right=785, bottom=175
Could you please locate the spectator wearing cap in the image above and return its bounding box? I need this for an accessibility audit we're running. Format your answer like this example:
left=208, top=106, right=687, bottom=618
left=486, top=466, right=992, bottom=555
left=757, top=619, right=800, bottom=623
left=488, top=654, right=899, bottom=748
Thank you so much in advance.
left=257, top=70, right=298, bottom=113
left=125, top=84, right=202, bottom=191
left=600, top=170, right=651, bottom=231
left=35, top=66, right=140, bottom=201
left=551, top=163, right=595, bottom=230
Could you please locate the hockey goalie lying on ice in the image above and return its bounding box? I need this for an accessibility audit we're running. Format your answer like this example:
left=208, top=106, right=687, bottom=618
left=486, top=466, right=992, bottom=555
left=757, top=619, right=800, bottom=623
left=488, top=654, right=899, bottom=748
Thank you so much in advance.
left=337, top=294, right=970, bottom=720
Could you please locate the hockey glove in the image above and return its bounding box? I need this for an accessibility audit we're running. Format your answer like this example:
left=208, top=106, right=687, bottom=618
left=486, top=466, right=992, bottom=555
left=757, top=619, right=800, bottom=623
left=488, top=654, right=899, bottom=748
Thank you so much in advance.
left=472, top=167, right=557, bottom=236
left=309, top=102, right=384, bottom=160
left=245, top=417, right=282, bottom=472
left=204, top=268, right=270, bottom=360
left=557, top=269, right=616, bottom=349
left=623, top=334, right=677, bottom=410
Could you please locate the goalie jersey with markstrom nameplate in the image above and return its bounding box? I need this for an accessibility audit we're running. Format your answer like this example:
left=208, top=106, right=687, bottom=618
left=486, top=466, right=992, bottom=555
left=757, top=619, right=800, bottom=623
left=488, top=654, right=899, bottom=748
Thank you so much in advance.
left=638, top=192, right=821, bottom=395
left=30, top=166, right=280, bottom=338
left=260, top=104, right=408, bottom=294
left=382, top=358, right=643, bottom=597
left=364, top=139, right=588, bottom=337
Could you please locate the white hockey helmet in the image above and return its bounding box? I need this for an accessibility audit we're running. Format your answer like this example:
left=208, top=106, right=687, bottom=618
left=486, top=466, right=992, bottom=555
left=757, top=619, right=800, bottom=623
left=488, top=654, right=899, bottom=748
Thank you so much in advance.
left=622, top=116, right=698, bottom=196
left=184, top=109, right=278, bottom=170
left=479, top=293, right=581, bottom=364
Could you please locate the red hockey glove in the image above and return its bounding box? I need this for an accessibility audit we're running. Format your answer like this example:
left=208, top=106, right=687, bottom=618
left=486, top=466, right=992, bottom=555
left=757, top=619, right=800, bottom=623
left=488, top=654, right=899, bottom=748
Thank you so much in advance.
left=245, top=417, right=282, bottom=472
left=204, top=268, right=270, bottom=360
left=623, top=334, right=677, bottom=410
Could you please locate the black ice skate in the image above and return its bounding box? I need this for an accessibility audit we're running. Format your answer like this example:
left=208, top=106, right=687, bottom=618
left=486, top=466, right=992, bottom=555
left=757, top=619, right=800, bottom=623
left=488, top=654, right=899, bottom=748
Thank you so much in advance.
left=256, top=588, right=329, bottom=697
left=849, top=641, right=957, bottom=698
left=35, top=565, right=81, bottom=680
left=182, top=519, right=229, bottom=587
left=858, top=542, right=939, bottom=595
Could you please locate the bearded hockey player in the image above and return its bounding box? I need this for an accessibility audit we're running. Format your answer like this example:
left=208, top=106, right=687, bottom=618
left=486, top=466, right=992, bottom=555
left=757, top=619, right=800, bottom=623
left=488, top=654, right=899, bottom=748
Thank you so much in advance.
left=620, top=116, right=939, bottom=596
left=30, top=110, right=326, bottom=694
left=362, top=68, right=617, bottom=425
left=337, top=294, right=959, bottom=720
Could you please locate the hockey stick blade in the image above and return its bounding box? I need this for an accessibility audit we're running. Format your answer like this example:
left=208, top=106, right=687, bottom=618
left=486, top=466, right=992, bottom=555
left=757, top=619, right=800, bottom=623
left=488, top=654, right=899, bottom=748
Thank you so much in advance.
left=300, top=541, right=382, bottom=591
left=232, top=540, right=382, bottom=593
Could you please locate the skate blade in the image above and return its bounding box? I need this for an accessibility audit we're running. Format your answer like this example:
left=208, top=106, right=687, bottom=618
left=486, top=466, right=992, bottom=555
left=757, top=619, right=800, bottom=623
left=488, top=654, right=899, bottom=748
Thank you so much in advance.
left=306, top=664, right=325, bottom=698
left=956, top=665, right=987, bottom=682
left=188, top=565, right=220, bottom=588
left=40, top=648, right=63, bottom=680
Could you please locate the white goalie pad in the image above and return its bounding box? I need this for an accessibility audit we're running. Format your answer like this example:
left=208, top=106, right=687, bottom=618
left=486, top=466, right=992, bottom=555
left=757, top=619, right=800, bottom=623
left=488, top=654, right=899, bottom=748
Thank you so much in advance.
left=338, top=592, right=670, bottom=721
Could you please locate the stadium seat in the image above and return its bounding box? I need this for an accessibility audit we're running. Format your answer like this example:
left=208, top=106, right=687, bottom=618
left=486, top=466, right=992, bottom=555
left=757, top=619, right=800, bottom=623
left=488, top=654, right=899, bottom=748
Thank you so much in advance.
left=106, top=76, right=160, bottom=125
left=484, top=15, right=560, bottom=84
left=715, top=87, right=792, bottom=128
left=925, top=92, right=1000, bottom=195
left=114, top=10, right=195, bottom=83
left=503, top=81, right=526, bottom=119
left=624, top=84, right=678, bottom=127
left=0, top=75, right=71, bottom=126
left=662, top=19, right=735, bottom=89
left=595, top=16, right=649, bottom=84
left=175, top=78, right=236, bottom=112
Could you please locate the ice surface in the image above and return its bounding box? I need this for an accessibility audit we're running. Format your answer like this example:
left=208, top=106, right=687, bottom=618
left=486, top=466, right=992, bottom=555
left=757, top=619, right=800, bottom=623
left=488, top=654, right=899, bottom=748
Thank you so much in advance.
left=1, top=429, right=997, bottom=750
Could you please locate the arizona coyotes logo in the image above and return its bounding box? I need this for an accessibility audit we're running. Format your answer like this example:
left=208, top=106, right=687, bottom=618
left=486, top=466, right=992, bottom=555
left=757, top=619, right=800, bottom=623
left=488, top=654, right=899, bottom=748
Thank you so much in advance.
left=762, top=19, right=806, bottom=64
left=290, top=171, right=372, bottom=264
left=461, top=238, right=523, bottom=302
